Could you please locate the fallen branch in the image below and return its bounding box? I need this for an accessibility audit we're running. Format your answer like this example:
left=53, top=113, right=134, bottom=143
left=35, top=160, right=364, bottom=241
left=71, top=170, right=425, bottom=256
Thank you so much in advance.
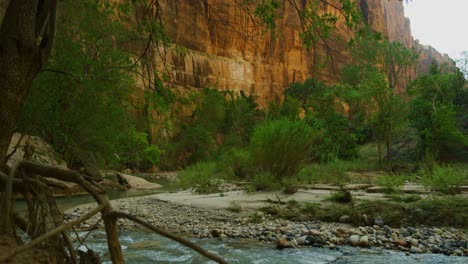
left=0, top=203, right=106, bottom=262
left=111, top=211, right=229, bottom=264
left=17, top=161, right=125, bottom=263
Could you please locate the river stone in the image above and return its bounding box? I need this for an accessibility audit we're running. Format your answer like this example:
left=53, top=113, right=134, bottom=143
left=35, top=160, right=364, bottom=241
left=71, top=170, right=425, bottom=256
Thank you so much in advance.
left=433, top=228, right=443, bottom=235
left=297, top=236, right=307, bottom=246
left=339, top=215, right=351, bottom=223
left=349, top=235, right=360, bottom=246
left=290, top=239, right=299, bottom=248
left=410, top=246, right=423, bottom=254
left=406, top=227, right=417, bottom=235
left=309, top=229, right=321, bottom=236
left=394, top=239, right=408, bottom=247
left=359, top=236, right=370, bottom=247
left=410, top=238, right=419, bottom=247
left=276, top=238, right=290, bottom=249
left=334, top=228, right=348, bottom=238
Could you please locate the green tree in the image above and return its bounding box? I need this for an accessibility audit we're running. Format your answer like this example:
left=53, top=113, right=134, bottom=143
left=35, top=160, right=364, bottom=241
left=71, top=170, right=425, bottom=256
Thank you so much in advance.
left=409, top=72, right=467, bottom=161
left=18, top=0, right=159, bottom=169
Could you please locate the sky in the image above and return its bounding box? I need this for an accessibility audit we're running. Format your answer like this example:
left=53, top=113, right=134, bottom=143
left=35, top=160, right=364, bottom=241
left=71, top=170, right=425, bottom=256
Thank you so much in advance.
left=404, top=0, right=468, bottom=62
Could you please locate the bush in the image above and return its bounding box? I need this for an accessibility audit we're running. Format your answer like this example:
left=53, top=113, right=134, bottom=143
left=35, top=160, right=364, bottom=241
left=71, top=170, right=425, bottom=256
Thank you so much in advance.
left=376, top=175, right=405, bottom=194
left=421, top=165, right=467, bottom=194
left=249, top=172, right=279, bottom=191
left=177, top=162, right=232, bottom=194
left=250, top=118, right=314, bottom=179
left=221, top=148, right=252, bottom=178
left=297, top=161, right=351, bottom=186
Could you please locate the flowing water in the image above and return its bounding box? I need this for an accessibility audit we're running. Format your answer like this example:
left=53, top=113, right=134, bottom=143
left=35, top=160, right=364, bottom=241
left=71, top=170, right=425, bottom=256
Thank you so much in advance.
left=80, top=231, right=467, bottom=264
left=18, top=176, right=466, bottom=263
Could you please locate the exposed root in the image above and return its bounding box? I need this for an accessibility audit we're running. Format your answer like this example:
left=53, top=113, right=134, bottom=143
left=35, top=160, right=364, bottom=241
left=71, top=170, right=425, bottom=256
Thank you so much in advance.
left=0, top=161, right=228, bottom=264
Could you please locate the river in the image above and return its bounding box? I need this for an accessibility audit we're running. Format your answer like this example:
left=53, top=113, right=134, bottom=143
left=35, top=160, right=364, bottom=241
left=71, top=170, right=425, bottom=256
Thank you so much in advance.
left=80, top=230, right=467, bottom=264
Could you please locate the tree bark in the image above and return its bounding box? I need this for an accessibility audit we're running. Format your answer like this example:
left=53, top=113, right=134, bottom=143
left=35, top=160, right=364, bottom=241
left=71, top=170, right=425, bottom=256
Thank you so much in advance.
left=0, top=0, right=57, bottom=169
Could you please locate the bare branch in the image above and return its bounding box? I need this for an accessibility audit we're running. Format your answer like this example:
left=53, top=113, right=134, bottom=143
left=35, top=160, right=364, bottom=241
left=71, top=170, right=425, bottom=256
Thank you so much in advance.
left=0, top=203, right=106, bottom=262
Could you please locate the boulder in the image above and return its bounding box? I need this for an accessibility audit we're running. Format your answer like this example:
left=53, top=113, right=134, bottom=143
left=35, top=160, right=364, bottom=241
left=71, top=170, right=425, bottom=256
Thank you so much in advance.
left=349, top=235, right=360, bottom=246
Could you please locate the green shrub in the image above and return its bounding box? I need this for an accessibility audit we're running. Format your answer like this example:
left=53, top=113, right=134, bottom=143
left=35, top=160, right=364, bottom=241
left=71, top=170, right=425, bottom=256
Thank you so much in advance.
left=281, top=177, right=299, bottom=194
left=376, top=174, right=405, bottom=194
left=250, top=118, right=314, bottom=179
left=249, top=172, right=279, bottom=191
left=325, top=189, right=353, bottom=203
left=421, top=165, right=467, bottom=194
left=297, top=162, right=351, bottom=185
left=177, top=162, right=231, bottom=194
left=221, top=148, right=252, bottom=178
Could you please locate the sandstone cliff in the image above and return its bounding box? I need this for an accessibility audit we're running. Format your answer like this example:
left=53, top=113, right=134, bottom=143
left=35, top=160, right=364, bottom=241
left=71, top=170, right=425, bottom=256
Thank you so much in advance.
left=148, top=0, right=454, bottom=104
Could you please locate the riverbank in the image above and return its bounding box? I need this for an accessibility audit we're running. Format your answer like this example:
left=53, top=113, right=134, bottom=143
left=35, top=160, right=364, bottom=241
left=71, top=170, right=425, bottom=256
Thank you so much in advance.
left=66, top=189, right=467, bottom=257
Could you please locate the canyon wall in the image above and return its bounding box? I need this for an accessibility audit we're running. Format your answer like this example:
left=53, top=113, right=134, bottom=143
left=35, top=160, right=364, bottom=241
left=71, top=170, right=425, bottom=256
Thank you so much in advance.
left=151, top=0, right=454, bottom=104
left=0, top=0, right=455, bottom=104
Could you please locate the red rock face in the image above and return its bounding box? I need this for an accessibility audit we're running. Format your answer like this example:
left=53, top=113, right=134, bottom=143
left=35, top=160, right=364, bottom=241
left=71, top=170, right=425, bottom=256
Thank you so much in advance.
left=0, top=0, right=454, bottom=103
left=151, top=0, right=453, bottom=104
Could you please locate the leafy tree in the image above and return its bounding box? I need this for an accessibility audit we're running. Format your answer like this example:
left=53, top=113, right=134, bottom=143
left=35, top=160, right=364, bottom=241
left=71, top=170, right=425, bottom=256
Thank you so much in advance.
left=349, top=68, right=408, bottom=165
left=285, top=79, right=359, bottom=161
left=409, top=72, right=468, bottom=161
left=18, top=0, right=159, bottom=169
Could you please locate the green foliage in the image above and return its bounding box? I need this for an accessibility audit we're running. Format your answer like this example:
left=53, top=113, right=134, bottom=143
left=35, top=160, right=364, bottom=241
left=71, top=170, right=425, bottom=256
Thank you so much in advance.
left=221, top=148, right=253, bottom=178
left=296, top=161, right=351, bottom=186
left=421, top=165, right=467, bottom=194
left=250, top=118, right=314, bottom=178
left=409, top=73, right=468, bottom=161
left=285, top=79, right=359, bottom=160
left=177, top=162, right=233, bottom=194
left=18, top=0, right=157, bottom=169
left=249, top=172, right=279, bottom=192
left=118, top=128, right=161, bottom=170
left=376, top=175, right=405, bottom=194
left=227, top=202, right=243, bottom=213
left=326, top=189, right=353, bottom=204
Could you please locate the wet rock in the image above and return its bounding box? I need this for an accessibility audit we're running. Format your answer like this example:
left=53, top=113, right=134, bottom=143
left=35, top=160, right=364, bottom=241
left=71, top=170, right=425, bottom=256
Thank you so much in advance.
left=359, top=236, right=370, bottom=247
left=349, top=235, right=360, bottom=246
left=276, top=237, right=291, bottom=249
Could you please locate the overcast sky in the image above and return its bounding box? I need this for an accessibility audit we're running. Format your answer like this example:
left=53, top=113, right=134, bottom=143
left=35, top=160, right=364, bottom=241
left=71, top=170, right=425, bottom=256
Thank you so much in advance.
left=404, top=0, right=468, bottom=62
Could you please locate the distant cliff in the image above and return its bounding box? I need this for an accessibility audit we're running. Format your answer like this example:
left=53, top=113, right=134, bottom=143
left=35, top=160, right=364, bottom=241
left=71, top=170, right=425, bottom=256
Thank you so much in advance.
left=149, top=0, right=454, bottom=105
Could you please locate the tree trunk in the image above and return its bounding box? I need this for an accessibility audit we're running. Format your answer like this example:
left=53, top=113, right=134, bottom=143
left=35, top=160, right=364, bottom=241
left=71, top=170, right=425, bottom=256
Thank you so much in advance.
left=0, top=0, right=57, bottom=237
left=0, top=0, right=57, bottom=169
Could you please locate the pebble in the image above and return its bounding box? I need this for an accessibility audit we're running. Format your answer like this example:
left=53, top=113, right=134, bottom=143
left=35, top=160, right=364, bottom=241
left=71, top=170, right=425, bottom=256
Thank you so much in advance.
left=66, top=198, right=467, bottom=257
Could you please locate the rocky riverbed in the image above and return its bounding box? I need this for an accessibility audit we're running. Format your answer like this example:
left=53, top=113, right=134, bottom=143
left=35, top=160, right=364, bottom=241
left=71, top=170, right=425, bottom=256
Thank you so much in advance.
left=66, top=195, right=467, bottom=257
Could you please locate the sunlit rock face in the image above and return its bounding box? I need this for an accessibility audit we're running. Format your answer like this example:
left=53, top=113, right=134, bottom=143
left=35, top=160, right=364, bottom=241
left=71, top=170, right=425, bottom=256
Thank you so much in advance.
left=0, top=0, right=455, bottom=104
left=151, top=0, right=454, bottom=104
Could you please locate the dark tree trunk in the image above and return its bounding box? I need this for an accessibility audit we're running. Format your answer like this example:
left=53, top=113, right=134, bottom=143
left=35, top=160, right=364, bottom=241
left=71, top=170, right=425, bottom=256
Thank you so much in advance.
left=0, top=0, right=57, bottom=169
